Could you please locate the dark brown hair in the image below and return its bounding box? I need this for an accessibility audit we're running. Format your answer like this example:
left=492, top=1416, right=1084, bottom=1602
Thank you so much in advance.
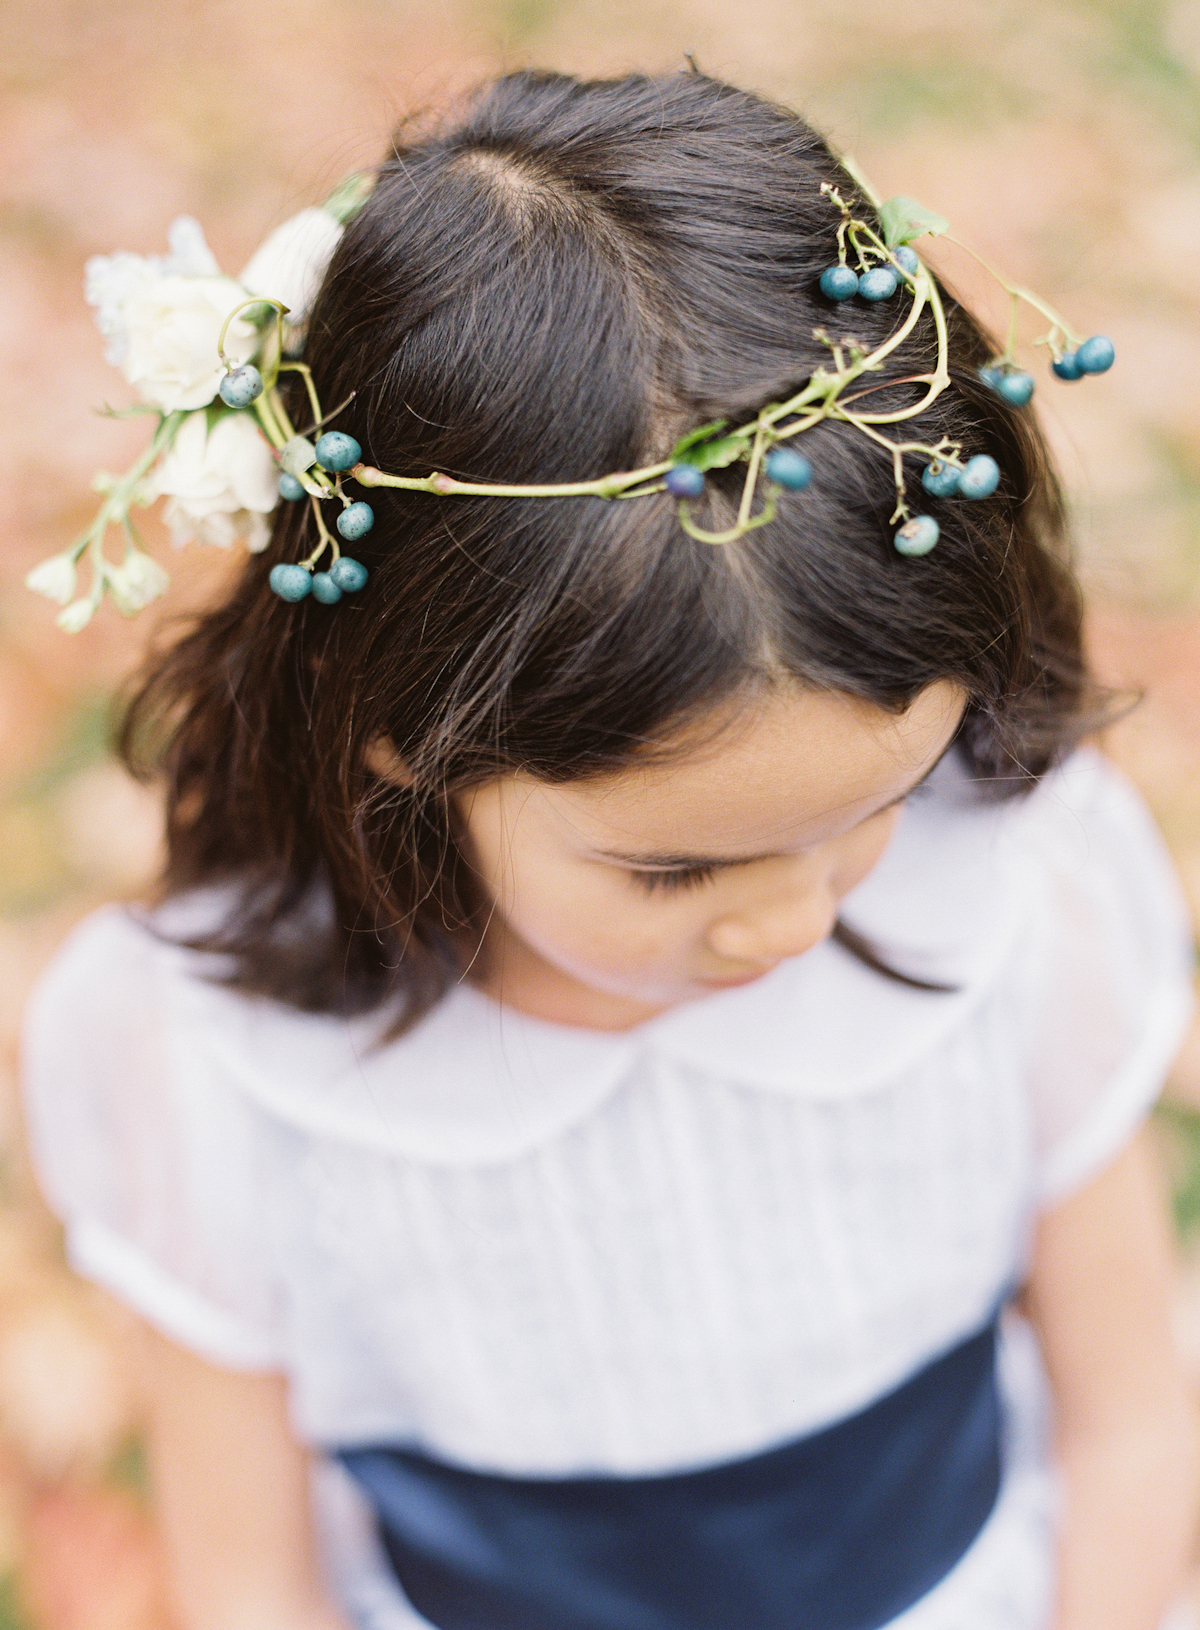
left=122, top=68, right=1100, bottom=1029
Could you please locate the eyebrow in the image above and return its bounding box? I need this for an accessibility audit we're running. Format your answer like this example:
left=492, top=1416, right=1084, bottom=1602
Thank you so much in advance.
left=593, top=755, right=944, bottom=871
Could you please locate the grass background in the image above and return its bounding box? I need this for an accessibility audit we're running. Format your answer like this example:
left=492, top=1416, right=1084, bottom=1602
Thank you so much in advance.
left=1, top=0, right=1199, bottom=1620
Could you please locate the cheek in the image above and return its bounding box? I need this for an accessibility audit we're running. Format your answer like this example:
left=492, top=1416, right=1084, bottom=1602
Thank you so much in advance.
left=509, top=864, right=686, bottom=969
left=831, top=808, right=904, bottom=894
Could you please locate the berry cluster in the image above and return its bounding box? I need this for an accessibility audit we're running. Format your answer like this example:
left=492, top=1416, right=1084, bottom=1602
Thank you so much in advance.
left=267, top=432, right=371, bottom=602
left=978, top=333, right=1112, bottom=406
left=269, top=553, right=369, bottom=603
left=214, top=339, right=375, bottom=607
left=818, top=244, right=920, bottom=305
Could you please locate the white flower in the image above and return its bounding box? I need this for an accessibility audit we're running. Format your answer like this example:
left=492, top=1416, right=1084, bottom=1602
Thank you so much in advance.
left=85, top=216, right=255, bottom=412
left=239, top=207, right=343, bottom=328
left=25, top=553, right=78, bottom=607
left=146, top=411, right=278, bottom=550
left=106, top=550, right=171, bottom=615
left=57, top=598, right=97, bottom=633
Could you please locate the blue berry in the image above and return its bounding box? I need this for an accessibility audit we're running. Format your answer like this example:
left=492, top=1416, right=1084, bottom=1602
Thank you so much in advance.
left=314, top=431, right=363, bottom=472
left=269, top=563, right=312, bottom=601
left=995, top=370, right=1034, bottom=406
left=857, top=267, right=899, bottom=302
left=278, top=473, right=306, bottom=501
left=664, top=465, right=706, bottom=499
left=1051, top=351, right=1083, bottom=381
left=337, top=501, right=375, bottom=541
left=330, top=556, right=369, bottom=593
left=894, top=516, right=939, bottom=557
left=310, top=572, right=343, bottom=604
left=218, top=365, right=263, bottom=409
left=819, top=265, right=859, bottom=301
left=892, top=246, right=920, bottom=275
left=979, top=365, right=1034, bottom=406
left=763, top=447, right=813, bottom=491
left=921, top=461, right=961, bottom=498
left=959, top=454, right=1001, bottom=500
left=1075, top=335, right=1115, bottom=375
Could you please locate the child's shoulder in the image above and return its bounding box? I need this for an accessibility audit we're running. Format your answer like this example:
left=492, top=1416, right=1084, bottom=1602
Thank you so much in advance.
left=849, top=743, right=1189, bottom=979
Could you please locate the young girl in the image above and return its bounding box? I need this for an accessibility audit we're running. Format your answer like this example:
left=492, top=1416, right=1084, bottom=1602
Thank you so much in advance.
left=21, top=67, right=1200, bottom=1630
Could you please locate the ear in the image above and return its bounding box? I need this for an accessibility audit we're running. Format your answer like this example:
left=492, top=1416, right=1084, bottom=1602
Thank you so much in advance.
left=365, top=736, right=414, bottom=787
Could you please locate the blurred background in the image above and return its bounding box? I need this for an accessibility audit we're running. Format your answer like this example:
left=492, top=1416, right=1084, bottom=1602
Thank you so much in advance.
left=1, top=0, right=1199, bottom=1621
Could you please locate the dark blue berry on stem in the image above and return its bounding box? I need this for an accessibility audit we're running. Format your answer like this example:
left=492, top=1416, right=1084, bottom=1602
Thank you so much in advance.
left=858, top=267, right=899, bottom=302
left=278, top=473, right=306, bottom=501
left=664, top=465, right=706, bottom=499
left=763, top=447, right=813, bottom=490
left=921, top=461, right=961, bottom=498
left=314, top=431, right=363, bottom=471
left=959, top=454, right=1001, bottom=499
left=330, top=557, right=369, bottom=593
left=893, top=246, right=920, bottom=275
left=311, top=572, right=343, bottom=604
left=1051, top=351, right=1083, bottom=381
left=819, top=265, right=859, bottom=301
left=978, top=365, right=1003, bottom=392
left=269, top=563, right=312, bottom=601
left=894, top=516, right=939, bottom=557
left=218, top=365, right=263, bottom=409
left=1076, top=335, right=1115, bottom=374
left=994, top=371, right=1034, bottom=406
left=337, top=501, right=375, bottom=541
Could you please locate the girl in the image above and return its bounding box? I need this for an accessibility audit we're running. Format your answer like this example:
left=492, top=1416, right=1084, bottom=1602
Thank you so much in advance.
left=21, top=67, right=1200, bottom=1630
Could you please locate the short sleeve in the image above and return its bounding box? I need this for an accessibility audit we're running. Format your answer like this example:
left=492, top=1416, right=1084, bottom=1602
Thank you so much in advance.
left=21, top=906, right=285, bottom=1370
left=1018, top=752, right=1196, bottom=1206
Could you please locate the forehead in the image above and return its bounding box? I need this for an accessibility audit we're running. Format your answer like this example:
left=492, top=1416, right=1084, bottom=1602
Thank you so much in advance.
left=521, top=681, right=966, bottom=856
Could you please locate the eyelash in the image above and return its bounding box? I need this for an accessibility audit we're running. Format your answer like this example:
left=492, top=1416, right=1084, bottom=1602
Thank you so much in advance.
left=627, top=782, right=931, bottom=897
left=633, top=865, right=718, bottom=895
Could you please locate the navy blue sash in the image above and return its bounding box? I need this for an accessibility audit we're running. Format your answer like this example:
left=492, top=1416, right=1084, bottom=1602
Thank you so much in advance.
left=341, top=1319, right=1001, bottom=1630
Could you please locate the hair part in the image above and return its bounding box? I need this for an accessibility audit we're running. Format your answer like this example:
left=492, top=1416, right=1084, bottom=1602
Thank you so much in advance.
left=121, top=67, right=1109, bottom=1031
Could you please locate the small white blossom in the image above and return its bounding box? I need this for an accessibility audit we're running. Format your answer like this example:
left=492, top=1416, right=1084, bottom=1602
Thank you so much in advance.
left=106, top=550, right=171, bottom=615
left=146, top=410, right=278, bottom=550
left=85, top=216, right=256, bottom=412
left=57, top=598, right=97, bottom=634
left=239, top=207, right=344, bottom=328
left=25, top=553, right=78, bottom=607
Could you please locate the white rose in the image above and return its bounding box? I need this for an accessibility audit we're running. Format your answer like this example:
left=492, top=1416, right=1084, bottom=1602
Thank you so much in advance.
left=106, top=550, right=171, bottom=615
left=86, top=216, right=256, bottom=412
left=25, top=553, right=78, bottom=607
left=147, top=411, right=278, bottom=550
left=239, top=207, right=343, bottom=327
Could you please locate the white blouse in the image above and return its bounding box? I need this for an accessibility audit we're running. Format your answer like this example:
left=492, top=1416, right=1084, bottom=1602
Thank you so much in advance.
left=21, top=748, right=1195, bottom=1630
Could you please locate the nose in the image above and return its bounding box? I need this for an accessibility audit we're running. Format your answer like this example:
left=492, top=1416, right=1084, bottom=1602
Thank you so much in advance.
left=706, top=888, right=838, bottom=965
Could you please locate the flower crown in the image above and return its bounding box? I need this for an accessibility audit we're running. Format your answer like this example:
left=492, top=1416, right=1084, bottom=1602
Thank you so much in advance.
left=28, top=162, right=1113, bottom=628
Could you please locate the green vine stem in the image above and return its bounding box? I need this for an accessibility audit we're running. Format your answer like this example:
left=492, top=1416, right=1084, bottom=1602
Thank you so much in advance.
left=78, top=410, right=185, bottom=566
left=300, top=496, right=341, bottom=570
left=353, top=239, right=953, bottom=539
left=940, top=235, right=1081, bottom=358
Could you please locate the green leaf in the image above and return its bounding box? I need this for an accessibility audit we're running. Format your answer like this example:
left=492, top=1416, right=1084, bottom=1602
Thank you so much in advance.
left=670, top=420, right=728, bottom=462
left=322, top=172, right=375, bottom=225
left=281, top=435, right=318, bottom=477
left=878, top=195, right=950, bottom=248
left=671, top=423, right=754, bottom=471
left=685, top=434, right=751, bottom=471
